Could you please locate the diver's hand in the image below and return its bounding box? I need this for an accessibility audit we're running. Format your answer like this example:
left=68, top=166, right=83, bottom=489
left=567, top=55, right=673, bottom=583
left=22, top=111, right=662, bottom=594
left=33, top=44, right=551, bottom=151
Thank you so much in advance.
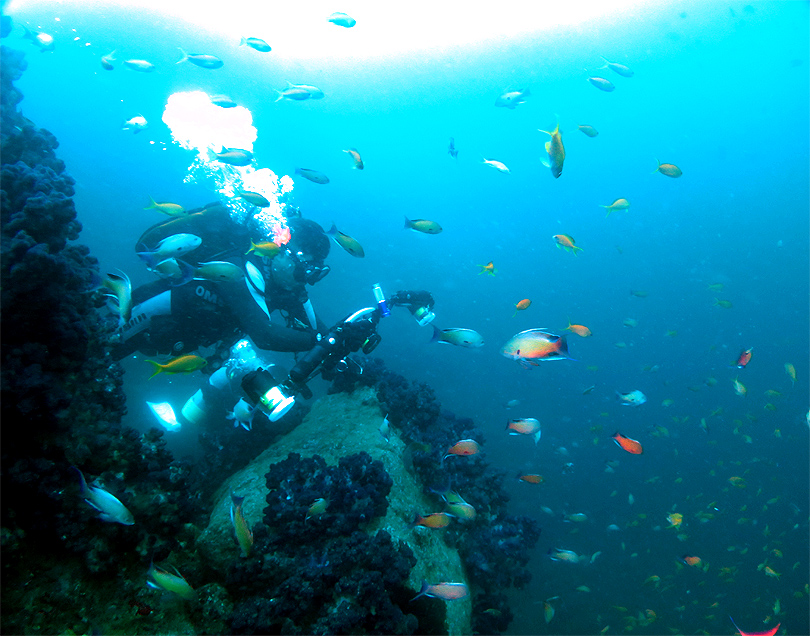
left=390, top=290, right=435, bottom=310
left=327, top=317, right=376, bottom=355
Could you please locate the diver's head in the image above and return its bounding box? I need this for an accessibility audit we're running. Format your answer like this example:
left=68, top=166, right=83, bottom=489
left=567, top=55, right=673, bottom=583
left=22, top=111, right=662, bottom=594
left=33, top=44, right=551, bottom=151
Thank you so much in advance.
left=269, top=217, right=330, bottom=290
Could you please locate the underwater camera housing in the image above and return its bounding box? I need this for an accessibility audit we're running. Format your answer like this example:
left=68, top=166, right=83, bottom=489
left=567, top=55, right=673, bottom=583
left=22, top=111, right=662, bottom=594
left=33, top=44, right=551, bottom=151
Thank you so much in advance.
left=241, top=368, right=296, bottom=422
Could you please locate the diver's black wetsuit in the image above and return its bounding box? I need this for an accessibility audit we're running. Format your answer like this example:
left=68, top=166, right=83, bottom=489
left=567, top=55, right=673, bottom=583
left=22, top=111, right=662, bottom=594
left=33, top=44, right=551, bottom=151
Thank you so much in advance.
left=113, top=258, right=327, bottom=362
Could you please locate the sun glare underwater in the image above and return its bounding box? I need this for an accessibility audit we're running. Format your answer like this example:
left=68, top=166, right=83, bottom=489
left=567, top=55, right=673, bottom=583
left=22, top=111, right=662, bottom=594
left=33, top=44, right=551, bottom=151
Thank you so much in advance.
left=1, top=0, right=808, bottom=635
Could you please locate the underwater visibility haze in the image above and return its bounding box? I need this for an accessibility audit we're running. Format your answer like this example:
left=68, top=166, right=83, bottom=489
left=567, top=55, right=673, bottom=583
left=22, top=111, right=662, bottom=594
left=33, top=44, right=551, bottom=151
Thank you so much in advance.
left=1, top=0, right=808, bottom=634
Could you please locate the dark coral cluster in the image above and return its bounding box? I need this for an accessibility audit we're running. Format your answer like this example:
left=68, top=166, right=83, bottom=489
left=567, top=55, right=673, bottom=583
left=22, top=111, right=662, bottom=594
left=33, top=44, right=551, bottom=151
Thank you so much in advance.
left=373, top=367, right=542, bottom=634
left=225, top=452, right=418, bottom=634
left=0, top=45, right=203, bottom=635
left=263, top=451, right=392, bottom=541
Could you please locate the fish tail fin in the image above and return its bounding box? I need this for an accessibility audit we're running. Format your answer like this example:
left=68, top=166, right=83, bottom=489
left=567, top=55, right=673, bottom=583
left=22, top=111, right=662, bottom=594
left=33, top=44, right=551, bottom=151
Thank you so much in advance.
left=512, top=310, right=517, bottom=318
left=534, top=430, right=542, bottom=444
left=429, top=324, right=442, bottom=344
left=244, top=241, right=255, bottom=255
left=403, top=216, right=411, bottom=230
left=146, top=360, right=163, bottom=379
left=231, top=493, right=245, bottom=507
left=537, top=128, right=551, bottom=137
left=652, top=158, right=661, bottom=174
left=176, top=47, right=188, bottom=64
left=274, top=89, right=285, bottom=102
left=326, top=223, right=338, bottom=237
left=410, top=580, right=429, bottom=602
left=557, top=335, right=572, bottom=358
left=144, top=196, right=157, bottom=210
left=72, top=466, right=90, bottom=497
left=239, top=37, right=247, bottom=46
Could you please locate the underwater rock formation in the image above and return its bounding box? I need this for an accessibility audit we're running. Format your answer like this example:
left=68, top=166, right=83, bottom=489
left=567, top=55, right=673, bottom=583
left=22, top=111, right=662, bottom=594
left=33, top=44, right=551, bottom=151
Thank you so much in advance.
left=197, top=387, right=472, bottom=635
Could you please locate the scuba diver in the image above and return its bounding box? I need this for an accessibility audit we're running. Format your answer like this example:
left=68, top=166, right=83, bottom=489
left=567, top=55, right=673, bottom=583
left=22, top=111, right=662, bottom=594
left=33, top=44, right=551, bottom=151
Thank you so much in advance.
left=117, top=201, right=436, bottom=428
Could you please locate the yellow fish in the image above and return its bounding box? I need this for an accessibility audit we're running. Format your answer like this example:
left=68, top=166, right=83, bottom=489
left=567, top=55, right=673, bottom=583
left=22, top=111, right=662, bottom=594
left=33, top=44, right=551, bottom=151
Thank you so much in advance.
left=144, top=196, right=186, bottom=216
left=601, top=198, right=630, bottom=217
left=326, top=223, right=364, bottom=258
left=404, top=217, right=442, bottom=234
left=667, top=513, right=683, bottom=528
left=146, top=354, right=207, bottom=379
left=230, top=494, right=253, bottom=557
left=539, top=122, right=565, bottom=178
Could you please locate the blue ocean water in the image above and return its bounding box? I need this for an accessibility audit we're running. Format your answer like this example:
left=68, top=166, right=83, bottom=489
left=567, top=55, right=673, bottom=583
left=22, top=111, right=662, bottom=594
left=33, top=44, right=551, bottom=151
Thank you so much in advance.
left=5, top=0, right=808, bottom=633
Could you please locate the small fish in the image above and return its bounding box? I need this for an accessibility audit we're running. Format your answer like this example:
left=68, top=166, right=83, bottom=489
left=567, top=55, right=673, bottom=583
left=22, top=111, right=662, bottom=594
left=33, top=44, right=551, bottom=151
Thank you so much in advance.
left=506, top=418, right=542, bottom=444
left=732, top=377, right=747, bottom=396
left=681, top=555, right=702, bottom=567
left=245, top=240, right=280, bottom=258
left=616, top=390, right=647, bottom=406
left=564, top=512, right=588, bottom=523
left=655, top=160, right=682, bottom=178
left=146, top=354, right=207, bottom=379
left=410, top=512, right=452, bottom=529
left=306, top=497, right=329, bottom=521
left=240, top=37, right=271, bottom=52
left=137, top=233, right=202, bottom=268
left=73, top=467, right=134, bottom=525
left=100, top=50, right=116, bottom=70
left=600, top=56, right=634, bottom=77
left=553, top=234, right=583, bottom=255
left=504, top=399, right=520, bottom=409
left=445, top=501, right=476, bottom=520
left=729, top=616, right=780, bottom=636
left=295, top=167, right=329, bottom=184
left=512, top=298, right=531, bottom=317
left=482, top=158, right=510, bottom=174
left=578, top=124, right=599, bottom=137
left=443, top=439, right=480, bottom=461
left=707, top=283, right=724, bottom=291
left=519, top=474, right=544, bottom=484
left=144, top=196, right=185, bottom=216
left=410, top=581, right=468, bottom=602
left=194, top=261, right=243, bottom=283
left=623, top=318, right=638, bottom=328
left=327, top=12, right=356, bottom=28
left=122, top=115, right=148, bottom=133
left=404, top=217, right=442, bottom=234
left=734, top=347, right=753, bottom=368
left=448, top=137, right=459, bottom=159
left=123, top=59, right=155, bottom=72
left=214, top=147, right=254, bottom=166
left=343, top=147, right=364, bottom=169
left=565, top=320, right=592, bottom=337
left=501, top=329, right=573, bottom=365
left=587, top=75, right=615, bottom=92
left=237, top=190, right=270, bottom=207
left=153, top=258, right=195, bottom=286
left=494, top=88, right=530, bottom=109
left=210, top=94, right=237, bottom=108
left=612, top=432, right=643, bottom=454
left=147, top=563, right=195, bottom=600
left=785, top=363, right=796, bottom=384
left=176, top=48, right=223, bottom=69
left=430, top=326, right=484, bottom=348
left=326, top=223, right=364, bottom=257
left=379, top=415, right=391, bottom=443
left=230, top=494, right=254, bottom=557
left=147, top=401, right=181, bottom=432
left=478, top=261, right=496, bottom=276
left=575, top=585, right=591, bottom=593
left=666, top=512, right=683, bottom=528
left=226, top=398, right=255, bottom=431
left=583, top=385, right=596, bottom=395
left=548, top=548, right=581, bottom=563
left=543, top=601, right=555, bottom=623
left=661, top=399, right=674, bottom=408
left=630, top=289, right=649, bottom=298
left=103, top=270, right=132, bottom=325
left=275, top=86, right=313, bottom=102
left=538, top=122, right=565, bottom=178
left=22, top=25, right=55, bottom=52
left=601, top=198, right=630, bottom=217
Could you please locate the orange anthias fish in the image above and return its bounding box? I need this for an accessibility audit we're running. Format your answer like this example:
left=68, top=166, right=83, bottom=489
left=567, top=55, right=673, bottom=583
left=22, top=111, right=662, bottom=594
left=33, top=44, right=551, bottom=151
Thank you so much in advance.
left=612, top=432, right=643, bottom=454
left=513, top=298, right=531, bottom=317
left=566, top=319, right=592, bottom=337
left=734, top=347, right=753, bottom=369
left=519, top=474, right=544, bottom=484
left=411, top=580, right=469, bottom=602
left=666, top=513, right=683, bottom=528
left=733, top=377, right=747, bottom=396
left=443, top=439, right=480, bottom=461
left=681, top=555, right=702, bottom=567
left=553, top=234, right=583, bottom=255
left=410, top=512, right=452, bottom=529
left=506, top=418, right=542, bottom=444
left=729, top=616, right=780, bottom=636
left=478, top=261, right=496, bottom=276
left=501, top=329, right=574, bottom=366
left=538, top=122, right=565, bottom=178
